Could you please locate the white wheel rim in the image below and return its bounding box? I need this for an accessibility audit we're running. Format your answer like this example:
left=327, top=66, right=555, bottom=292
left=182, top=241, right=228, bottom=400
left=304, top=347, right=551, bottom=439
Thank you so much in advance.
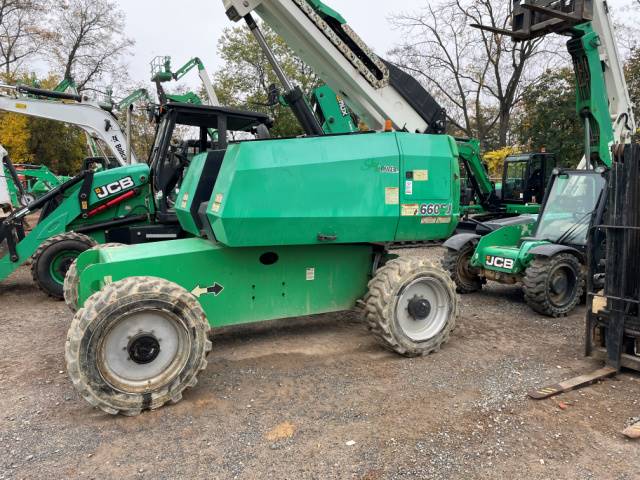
left=98, top=309, right=191, bottom=393
left=395, top=276, right=450, bottom=342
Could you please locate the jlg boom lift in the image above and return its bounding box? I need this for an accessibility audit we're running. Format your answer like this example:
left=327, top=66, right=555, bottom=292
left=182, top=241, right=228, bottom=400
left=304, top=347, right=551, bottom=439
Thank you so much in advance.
left=64, top=0, right=471, bottom=416
left=443, top=0, right=634, bottom=317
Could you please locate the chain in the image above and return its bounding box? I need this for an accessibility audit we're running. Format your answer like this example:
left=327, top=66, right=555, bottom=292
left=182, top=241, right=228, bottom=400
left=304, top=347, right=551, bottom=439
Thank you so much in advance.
left=291, top=0, right=389, bottom=89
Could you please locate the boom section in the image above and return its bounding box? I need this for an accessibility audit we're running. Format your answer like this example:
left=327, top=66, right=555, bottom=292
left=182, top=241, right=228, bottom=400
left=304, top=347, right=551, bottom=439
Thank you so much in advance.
left=0, top=87, right=137, bottom=165
left=222, top=0, right=445, bottom=133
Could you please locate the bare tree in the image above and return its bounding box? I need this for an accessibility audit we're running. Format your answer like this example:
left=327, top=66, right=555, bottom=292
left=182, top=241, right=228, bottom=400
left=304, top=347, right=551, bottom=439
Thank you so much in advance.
left=389, top=0, right=560, bottom=148
left=0, top=0, right=48, bottom=78
left=47, top=0, right=133, bottom=92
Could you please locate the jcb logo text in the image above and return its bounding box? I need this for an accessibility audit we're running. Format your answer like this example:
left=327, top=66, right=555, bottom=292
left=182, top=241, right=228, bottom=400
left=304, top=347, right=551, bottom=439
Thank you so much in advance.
left=486, top=255, right=514, bottom=269
left=95, top=176, right=134, bottom=200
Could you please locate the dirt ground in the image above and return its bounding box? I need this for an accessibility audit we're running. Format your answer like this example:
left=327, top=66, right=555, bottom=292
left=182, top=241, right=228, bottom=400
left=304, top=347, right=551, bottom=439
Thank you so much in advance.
left=0, top=247, right=638, bottom=480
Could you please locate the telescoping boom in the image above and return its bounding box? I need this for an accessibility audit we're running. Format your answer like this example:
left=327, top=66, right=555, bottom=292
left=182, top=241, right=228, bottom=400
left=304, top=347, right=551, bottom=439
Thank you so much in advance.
left=222, top=0, right=447, bottom=134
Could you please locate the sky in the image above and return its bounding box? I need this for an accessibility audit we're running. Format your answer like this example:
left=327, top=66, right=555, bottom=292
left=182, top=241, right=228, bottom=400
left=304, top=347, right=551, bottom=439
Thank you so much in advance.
left=114, top=0, right=425, bottom=91
left=112, top=0, right=636, bottom=93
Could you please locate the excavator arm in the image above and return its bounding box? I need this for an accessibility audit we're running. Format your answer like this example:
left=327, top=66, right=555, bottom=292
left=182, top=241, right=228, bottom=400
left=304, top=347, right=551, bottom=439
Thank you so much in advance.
left=0, top=85, right=139, bottom=165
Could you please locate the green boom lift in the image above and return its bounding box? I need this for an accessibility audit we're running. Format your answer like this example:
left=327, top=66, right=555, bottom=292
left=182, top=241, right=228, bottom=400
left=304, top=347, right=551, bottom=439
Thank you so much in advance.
left=64, top=0, right=464, bottom=415
left=150, top=56, right=219, bottom=106
left=442, top=0, right=634, bottom=317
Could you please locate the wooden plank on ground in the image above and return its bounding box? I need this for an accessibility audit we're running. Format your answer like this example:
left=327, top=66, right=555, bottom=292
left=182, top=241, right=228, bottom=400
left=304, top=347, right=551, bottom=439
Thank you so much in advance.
left=528, top=367, right=617, bottom=399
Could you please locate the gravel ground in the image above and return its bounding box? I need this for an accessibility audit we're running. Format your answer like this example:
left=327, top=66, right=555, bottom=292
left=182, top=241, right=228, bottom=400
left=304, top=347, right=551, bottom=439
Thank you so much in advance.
left=0, top=246, right=639, bottom=479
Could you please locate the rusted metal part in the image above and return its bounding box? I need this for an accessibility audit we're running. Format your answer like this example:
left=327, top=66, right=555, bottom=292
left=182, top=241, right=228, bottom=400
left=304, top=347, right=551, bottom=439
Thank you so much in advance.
left=528, top=366, right=617, bottom=399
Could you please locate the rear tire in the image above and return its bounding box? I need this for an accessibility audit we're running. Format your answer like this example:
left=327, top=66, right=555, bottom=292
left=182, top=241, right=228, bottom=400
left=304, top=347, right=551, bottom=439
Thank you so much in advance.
left=364, top=257, right=458, bottom=357
left=31, top=232, right=96, bottom=299
left=441, top=242, right=483, bottom=293
left=523, top=253, right=584, bottom=317
left=63, top=243, right=125, bottom=313
left=66, top=276, right=212, bottom=416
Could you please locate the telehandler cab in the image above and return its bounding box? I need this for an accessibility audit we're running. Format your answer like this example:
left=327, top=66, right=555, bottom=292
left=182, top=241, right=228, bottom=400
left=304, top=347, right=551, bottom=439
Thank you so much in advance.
left=443, top=0, right=633, bottom=317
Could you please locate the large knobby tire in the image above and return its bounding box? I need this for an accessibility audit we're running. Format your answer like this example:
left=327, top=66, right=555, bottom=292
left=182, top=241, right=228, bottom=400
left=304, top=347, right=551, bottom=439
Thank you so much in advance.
left=31, top=232, right=97, bottom=299
left=522, top=253, right=584, bottom=317
left=364, top=257, right=458, bottom=357
left=441, top=242, right=483, bottom=293
left=63, top=243, right=126, bottom=314
left=66, top=276, right=212, bottom=416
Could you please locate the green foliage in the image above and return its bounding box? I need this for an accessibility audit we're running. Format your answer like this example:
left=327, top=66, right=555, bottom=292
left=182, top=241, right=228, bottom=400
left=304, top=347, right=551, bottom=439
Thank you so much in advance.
left=0, top=112, right=32, bottom=162
left=624, top=47, right=640, bottom=139
left=28, top=118, right=86, bottom=175
left=213, top=24, right=320, bottom=138
left=514, top=68, right=583, bottom=168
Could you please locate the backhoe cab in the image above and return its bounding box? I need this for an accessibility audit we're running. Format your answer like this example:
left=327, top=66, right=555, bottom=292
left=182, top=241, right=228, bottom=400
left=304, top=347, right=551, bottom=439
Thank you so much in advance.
left=501, top=153, right=556, bottom=205
left=0, top=102, right=270, bottom=300
left=461, top=151, right=556, bottom=217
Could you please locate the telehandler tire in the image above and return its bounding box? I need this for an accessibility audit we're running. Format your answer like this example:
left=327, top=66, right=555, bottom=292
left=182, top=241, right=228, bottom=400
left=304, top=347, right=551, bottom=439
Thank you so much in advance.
left=64, top=243, right=125, bottom=313
left=31, top=232, right=97, bottom=299
left=364, top=257, right=458, bottom=357
left=66, top=276, right=212, bottom=416
left=442, top=242, right=483, bottom=293
left=522, top=253, right=584, bottom=317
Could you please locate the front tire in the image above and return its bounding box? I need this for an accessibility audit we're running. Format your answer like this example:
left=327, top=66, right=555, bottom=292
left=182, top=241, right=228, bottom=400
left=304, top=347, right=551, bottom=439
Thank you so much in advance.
left=65, top=276, right=212, bottom=416
left=441, top=242, right=483, bottom=293
left=63, top=243, right=126, bottom=313
left=364, top=257, right=458, bottom=357
left=522, top=253, right=584, bottom=317
left=31, top=232, right=97, bottom=299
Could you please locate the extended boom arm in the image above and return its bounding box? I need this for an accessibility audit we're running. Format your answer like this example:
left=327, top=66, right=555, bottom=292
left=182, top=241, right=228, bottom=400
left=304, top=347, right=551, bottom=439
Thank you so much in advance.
left=222, top=0, right=446, bottom=133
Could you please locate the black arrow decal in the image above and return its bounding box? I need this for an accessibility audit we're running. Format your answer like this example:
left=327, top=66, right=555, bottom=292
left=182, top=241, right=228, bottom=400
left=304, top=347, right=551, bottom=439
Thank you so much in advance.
left=207, top=283, right=224, bottom=296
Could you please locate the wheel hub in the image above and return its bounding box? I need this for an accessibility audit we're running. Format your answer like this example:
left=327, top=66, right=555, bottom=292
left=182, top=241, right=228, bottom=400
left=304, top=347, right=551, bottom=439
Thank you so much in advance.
left=551, top=273, right=569, bottom=294
left=98, top=310, right=190, bottom=393
left=127, top=334, right=161, bottom=364
left=407, top=295, right=432, bottom=320
left=395, top=276, right=450, bottom=342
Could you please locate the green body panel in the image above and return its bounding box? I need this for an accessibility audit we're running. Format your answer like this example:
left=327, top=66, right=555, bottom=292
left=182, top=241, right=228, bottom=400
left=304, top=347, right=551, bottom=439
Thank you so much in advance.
left=470, top=220, right=542, bottom=275
left=0, top=164, right=152, bottom=281
left=307, top=0, right=346, bottom=24
left=311, top=85, right=357, bottom=134
left=504, top=203, right=540, bottom=214
left=195, top=132, right=459, bottom=247
left=395, top=134, right=460, bottom=240
left=176, top=152, right=209, bottom=236
left=75, top=238, right=373, bottom=326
